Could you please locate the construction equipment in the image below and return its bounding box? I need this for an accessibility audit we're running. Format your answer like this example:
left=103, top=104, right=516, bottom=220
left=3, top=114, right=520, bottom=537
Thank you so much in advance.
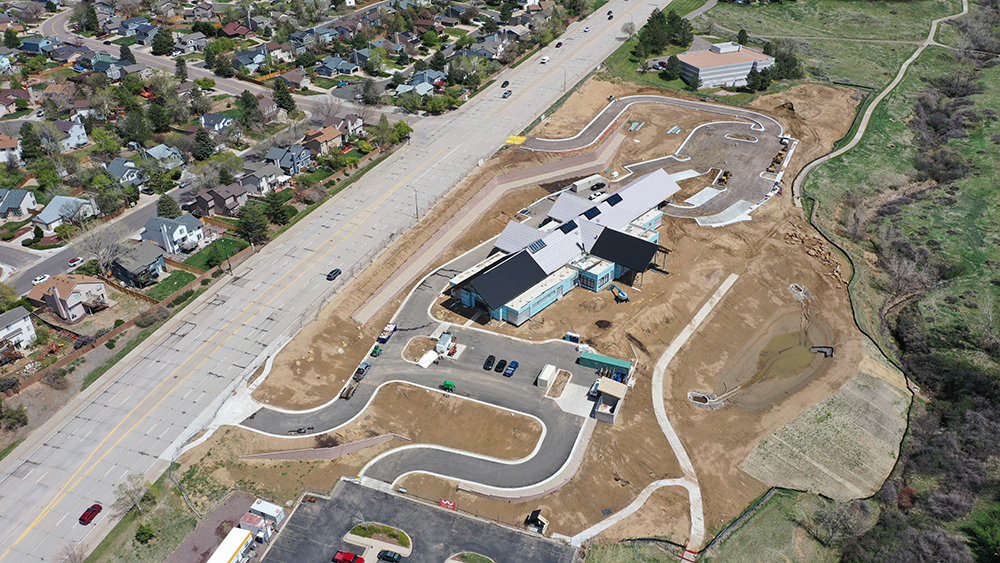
left=370, top=346, right=382, bottom=357
left=441, top=381, right=455, bottom=393
left=609, top=284, right=629, bottom=303
left=341, top=379, right=360, bottom=399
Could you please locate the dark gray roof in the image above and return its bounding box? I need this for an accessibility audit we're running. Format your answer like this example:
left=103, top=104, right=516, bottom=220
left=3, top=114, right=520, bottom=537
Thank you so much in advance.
left=460, top=251, right=547, bottom=310
left=0, top=306, right=29, bottom=328
left=589, top=228, right=658, bottom=272
left=114, top=243, right=163, bottom=274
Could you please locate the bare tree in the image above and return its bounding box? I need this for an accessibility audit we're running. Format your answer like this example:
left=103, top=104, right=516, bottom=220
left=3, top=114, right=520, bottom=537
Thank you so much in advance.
left=34, top=121, right=61, bottom=157
left=112, top=473, right=152, bottom=516
left=72, top=222, right=132, bottom=274
left=114, top=0, right=142, bottom=18
left=621, top=22, right=636, bottom=40
left=17, top=2, right=43, bottom=22
left=314, top=94, right=342, bottom=120
left=977, top=295, right=1000, bottom=354
left=800, top=500, right=870, bottom=547
left=58, top=542, right=87, bottom=563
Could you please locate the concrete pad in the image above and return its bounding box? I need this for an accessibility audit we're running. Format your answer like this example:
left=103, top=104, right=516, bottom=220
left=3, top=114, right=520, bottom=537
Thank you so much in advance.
left=551, top=378, right=596, bottom=418
left=695, top=200, right=754, bottom=227
left=669, top=169, right=702, bottom=182
left=685, top=187, right=723, bottom=207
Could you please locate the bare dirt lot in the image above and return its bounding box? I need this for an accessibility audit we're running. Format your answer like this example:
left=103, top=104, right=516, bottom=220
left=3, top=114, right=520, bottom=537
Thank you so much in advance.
left=177, top=382, right=542, bottom=506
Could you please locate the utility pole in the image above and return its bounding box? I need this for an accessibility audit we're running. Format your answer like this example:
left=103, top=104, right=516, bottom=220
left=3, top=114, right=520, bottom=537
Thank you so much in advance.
left=409, top=186, right=419, bottom=220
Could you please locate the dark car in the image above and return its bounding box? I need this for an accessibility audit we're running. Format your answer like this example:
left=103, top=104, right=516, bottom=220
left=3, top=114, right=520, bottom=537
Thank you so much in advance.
left=502, top=90, right=512, bottom=98
left=103, top=40, right=113, bottom=45
left=494, top=359, right=507, bottom=373
left=79, top=504, right=102, bottom=525
left=607, top=9, right=613, bottom=14
left=608, top=14, right=613, bottom=19
left=378, top=551, right=402, bottom=563
left=501, top=80, right=510, bottom=88
left=483, top=355, right=496, bottom=370
left=555, top=41, right=563, bottom=47
left=504, top=361, right=519, bottom=377
left=327, top=268, right=342, bottom=281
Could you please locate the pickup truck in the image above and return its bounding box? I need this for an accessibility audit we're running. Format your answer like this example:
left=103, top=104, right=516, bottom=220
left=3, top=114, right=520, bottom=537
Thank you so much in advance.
left=377, top=323, right=397, bottom=344
left=353, top=361, right=371, bottom=381
left=333, top=551, right=364, bottom=563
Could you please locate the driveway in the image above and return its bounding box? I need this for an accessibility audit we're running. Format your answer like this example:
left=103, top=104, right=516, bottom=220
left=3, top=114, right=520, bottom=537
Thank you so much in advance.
left=263, top=481, right=578, bottom=563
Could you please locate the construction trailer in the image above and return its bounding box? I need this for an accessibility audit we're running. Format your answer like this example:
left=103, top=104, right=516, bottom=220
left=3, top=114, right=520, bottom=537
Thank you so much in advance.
left=249, top=498, right=286, bottom=529
left=578, top=352, right=632, bottom=376
left=535, top=364, right=557, bottom=389
left=569, top=174, right=607, bottom=193
left=207, top=528, right=254, bottom=563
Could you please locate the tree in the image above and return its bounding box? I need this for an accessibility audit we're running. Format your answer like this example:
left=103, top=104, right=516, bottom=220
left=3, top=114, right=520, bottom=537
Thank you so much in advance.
left=421, top=30, right=439, bottom=47
left=189, top=86, right=212, bottom=115
left=236, top=203, right=269, bottom=244
left=147, top=102, right=171, bottom=133
left=120, top=44, right=136, bottom=65
left=238, top=90, right=264, bottom=130
left=18, top=123, right=43, bottom=160
left=391, top=120, right=413, bottom=144
left=72, top=222, right=131, bottom=273
left=314, top=94, right=342, bottom=120
left=151, top=28, right=173, bottom=56
left=219, top=167, right=233, bottom=185
left=425, top=95, right=447, bottom=113
left=621, top=22, right=635, bottom=40
left=112, top=473, right=152, bottom=515
left=660, top=54, right=682, bottom=81
left=3, top=29, right=18, bottom=49
left=204, top=45, right=217, bottom=68
left=262, top=191, right=294, bottom=225
left=500, top=2, right=512, bottom=23
left=157, top=195, right=182, bottom=218
left=214, top=55, right=234, bottom=78
left=3, top=403, right=27, bottom=430
left=361, top=78, right=381, bottom=105
left=90, top=128, right=120, bottom=157
left=174, top=57, right=187, bottom=82
left=135, top=523, right=155, bottom=544
left=193, top=127, right=213, bottom=161
left=117, top=110, right=152, bottom=146
left=95, top=188, right=122, bottom=215
left=295, top=51, right=317, bottom=68
left=0, top=282, right=18, bottom=313
left=271, top=78, right=296, bottom=112
left=58, top=543, right=87, bottom=563
left=371, top=113, right=392, bottom=147
left=746, top=68, right=761, bottom=91
left=84, top=3, right=99, bottom=31
left=428, top=50, right=447, bottom=72
left=737, top=28, right=749, bottom=45
left=45, top=0, right=56, bottom=11
left=191, top=21, right=216, bottom=38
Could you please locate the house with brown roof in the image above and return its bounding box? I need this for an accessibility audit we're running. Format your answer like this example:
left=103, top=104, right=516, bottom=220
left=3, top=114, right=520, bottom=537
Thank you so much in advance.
left=27, top=275, right=109, bottom=323
left=0, top=134, right=20, bottom=165
left=220, top=22, right=252, bottom=38
left=322, top=113, right=364, bottom=137
left=278, top=69, right=309, bottom=90
left=193, top=184, right=248, bottom=217
left=302, top=126, right=343, bottom=155
left=258, top=96, right=279, bottom=121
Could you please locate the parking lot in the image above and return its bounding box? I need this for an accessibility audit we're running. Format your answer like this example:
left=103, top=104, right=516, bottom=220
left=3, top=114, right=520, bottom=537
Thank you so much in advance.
left=264, top=481, right=578, bottom=563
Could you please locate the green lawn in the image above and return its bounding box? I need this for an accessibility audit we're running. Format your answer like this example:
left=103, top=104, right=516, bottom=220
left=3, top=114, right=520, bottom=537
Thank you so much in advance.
left=445, top=28, right=468, bottom=37
left=219, top=107, right=243, bottom=119
left=794, top=39, right=917, bottom=89
left=146, top=270, right=196, bottom=301
left=1, top=109, right=31, bottom=121
left=310, top=76, right=341, bottom=89
left=344, top=149, right=365, bottom=160
left=184, top=237, right=248, bottom=270
left=703, top=492, right=838, bottom=563
left=298, top=168, right=333, bottom=184
left=667, top=0, right=708, bottom=17
left=0, top=439, right=23, bottom=463
left=111, top=36, right=137, bottom=46
left=704, top=0, right=963, bottom=41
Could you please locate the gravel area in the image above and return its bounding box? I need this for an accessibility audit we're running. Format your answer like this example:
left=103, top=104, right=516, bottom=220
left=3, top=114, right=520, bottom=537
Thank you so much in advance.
left=166, top=492, right=257, bottom=563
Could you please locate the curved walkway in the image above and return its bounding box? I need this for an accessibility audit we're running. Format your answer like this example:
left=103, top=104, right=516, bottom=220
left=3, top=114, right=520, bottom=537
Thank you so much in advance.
left=791, top=0, right=969, bottom=204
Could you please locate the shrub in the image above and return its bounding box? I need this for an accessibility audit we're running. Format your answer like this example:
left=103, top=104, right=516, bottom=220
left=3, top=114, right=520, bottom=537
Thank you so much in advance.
left=43, top=368, right=69, bottom=390
left=0, top=376, right=19, bottom=394
left=134, top=307, right=170, bottom=328
left=135, top=523, right=155, bottom=544
left=94, top=327, right=110, bottom=338
left=73, top=335, right=95, bottom=350
left=114, top=319, right=125, bottom=328
left=167, top=290, right=194, bottom=308
left=201, top=279, right=211, bottom=286
left=212, top=269, right=225, bottom=278
left=105, top=338, right=116, bottom=350
left=2, top=403, right=27, bottom=429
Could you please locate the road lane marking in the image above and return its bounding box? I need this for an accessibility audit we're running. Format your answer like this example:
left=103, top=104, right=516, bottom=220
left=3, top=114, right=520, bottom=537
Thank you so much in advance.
left=0, top=145, right=448, bottom=561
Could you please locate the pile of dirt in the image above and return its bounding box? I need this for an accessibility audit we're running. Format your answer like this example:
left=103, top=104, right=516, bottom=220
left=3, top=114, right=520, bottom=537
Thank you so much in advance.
left=783, top=223, right=850, bottom=286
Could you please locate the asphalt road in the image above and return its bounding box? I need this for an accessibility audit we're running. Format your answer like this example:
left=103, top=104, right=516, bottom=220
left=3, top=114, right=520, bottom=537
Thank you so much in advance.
left=264, top=481, right=578, bottom=563
left=0, top=1, right=682, bottom=561
left=244, top=243, right=588, bottom=488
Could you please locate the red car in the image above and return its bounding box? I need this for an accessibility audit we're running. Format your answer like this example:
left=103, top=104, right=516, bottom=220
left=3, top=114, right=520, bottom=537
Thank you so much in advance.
left=555, top=41, right=563, bottom=47
left=333, top=552, right=364, bottom=563
left=79, top=504, right=102, bottom=525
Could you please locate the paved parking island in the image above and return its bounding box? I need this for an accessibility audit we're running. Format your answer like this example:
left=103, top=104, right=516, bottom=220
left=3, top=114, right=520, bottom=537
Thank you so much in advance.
left=264, top=481, right=577, bottom=563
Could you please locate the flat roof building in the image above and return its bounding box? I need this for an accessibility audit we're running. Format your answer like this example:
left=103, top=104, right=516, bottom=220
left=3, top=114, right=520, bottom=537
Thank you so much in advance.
left=676, top=42, right=774, bottom=88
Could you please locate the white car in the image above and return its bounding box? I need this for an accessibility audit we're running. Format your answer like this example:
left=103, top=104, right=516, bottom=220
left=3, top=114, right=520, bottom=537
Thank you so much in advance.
left=589, top=191, right=606, bottom=201
left=540, top=56, right=549, bottom=64
left=31, top=274, right=50, bottom=286
left=584, top=26, right=591, bottom=32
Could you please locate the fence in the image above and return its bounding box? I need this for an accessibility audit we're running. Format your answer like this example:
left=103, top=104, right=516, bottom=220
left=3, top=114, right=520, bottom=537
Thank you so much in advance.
left=199, top=216, right=237, bottom=230
left=97, top=275, right=160, bottom=305
left=13, top=175, right=36, bottom=190
left=400, top=488, right=527, bottom=531
left=239, top=433, right=410, bottom=461
left=165, top=257, right=207, bottom=276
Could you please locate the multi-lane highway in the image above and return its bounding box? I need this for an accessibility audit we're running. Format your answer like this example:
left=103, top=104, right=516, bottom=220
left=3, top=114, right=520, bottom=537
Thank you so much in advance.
left=0, top=2, right=675, bottom=561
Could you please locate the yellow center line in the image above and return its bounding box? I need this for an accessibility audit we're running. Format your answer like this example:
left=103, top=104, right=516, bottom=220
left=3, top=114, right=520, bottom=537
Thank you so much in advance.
left=483, top=1, right=645, bottom=121
left=0, top=146, right=446, bottom=561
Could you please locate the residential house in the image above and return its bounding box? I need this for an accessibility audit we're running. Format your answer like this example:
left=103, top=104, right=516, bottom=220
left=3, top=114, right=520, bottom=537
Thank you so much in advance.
left=31, top=196, right=97, bottom=231
left=348, top=48, right=370, bottom=67
left=27, top=275, right=108, bottom=322
left=440, top=16, right=460, bottom=27
left=288, top=30, right=315, bottom=53
left=302, top=126, right=343, bottom=155
left=0, top=89, right=30, bottom=115
left=134, top=24, right=158, bottom=45
left=264, top=41, right=293, bottom=63
left=277, top=69, right=309, bottom=90
left=369, top=37, right=403, bottom=55
left=0, top=188, right=34, bottom=217
left=106, top=157, right=147, bottom=188
left=323, top=113, right=364, bottom=137
left=264, top=145, right=311, bottom=175
left=501, top=24, right=531, bottom=41
left=100, top=15, right=123, bottom=35
left=174, top=32, right=207, bottom=54
left=184, top=2, right=214, bottom=21
left=121, top=63, right=153, bottom=81
left=69, top=99, right=95, bottom=121
left=141, top=214, right=204, bottom=252
left=408, top=68, right=446, bottom=88
left=118, top=17, right=149, bottom=37
left=19, top=36, right=52, bottom=55
left=257, top=96, right=279, bottom=121
left=155, top=0, right=181, bottom=18
left=47, top=120, right=88, bottom=151
left=248, top=15, right=272, bottom=32
left=413, top=19, right=443, bottom=34
left=176, top=80, right=195, bottom=99
left=233, top=47, right=266, bottom=73
left=0, top=48, right=14, bottom=75
left=219, top=22, right=251, bottom=38
left=48, top=44, right=88, bottom=63
left=92, top=60, right=123, bottom=81
left=306, top=25, right=334, bottom=45
left=83, top=50, right=117, bottom=69
left=0, top=135, right=21, bottom=167
left=110, top=243, right=165, bottom=288
left=315, top=55, right=357, bottom=76
left=239, top=161, right=283, bottom=195
left=142, top=144, right=184, bottom=170
left=193, top=184, right=248, bottom=217
left=199, top=112, right=235, bottom=132
left=0, top=306, right=36, bottom=348
left=93, top=0, right=115, bottom=15
left=394, top=82, right=433, bottom=97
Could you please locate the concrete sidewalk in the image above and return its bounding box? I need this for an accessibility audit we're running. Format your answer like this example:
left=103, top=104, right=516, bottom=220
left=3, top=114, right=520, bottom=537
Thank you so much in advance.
left=352, top=132, right=626, bottom=325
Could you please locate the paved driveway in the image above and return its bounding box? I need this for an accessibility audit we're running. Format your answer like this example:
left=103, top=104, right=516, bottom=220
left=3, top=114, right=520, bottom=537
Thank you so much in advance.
left=263, top=481, right=577, bottom=563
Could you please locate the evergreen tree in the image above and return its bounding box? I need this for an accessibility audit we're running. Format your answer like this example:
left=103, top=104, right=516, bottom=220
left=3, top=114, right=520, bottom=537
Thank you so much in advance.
left=204, top=45, right=216, bottom=68
left=214, top=55, right=234, bottom=78
left=262, top=191, right=293, bottom=225
left=660, top=54, right=682, bottom=81
left=118, top=110, right=152, bottom=146
left=238, top=90, right=264, bottom=129
left=85, top=3, right=99, bottom=31
left=45, top=1, right=56, bottom=11
left=193, top=127, right=213, bottom=160
left=18, top=123, right=43, bottom=160
left=746, top=68, right=761, bottom=91
left=147, top=102, right=171, bottom=133
left=737, top=29, right=749, bottom=45
left=120, top=44, right=136, bottom=65
left=3, top=29, right=18, bottom=49
left=763, top=41, right=775, bottom=56
left=151, top=28, right=173, bottom=56
left=271, top=78, right=296, bottom=112
left=174, top=57, right=187, bottom=82
left=219, top=167, right=233, bottom=185
left=236, top=203, right=269, bottom=244
left=156, top=195, right=182, bottom=218
left=428, top=50, right=447, bottom=71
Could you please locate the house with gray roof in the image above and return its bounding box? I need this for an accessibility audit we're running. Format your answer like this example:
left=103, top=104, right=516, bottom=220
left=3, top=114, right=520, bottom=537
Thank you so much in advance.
left=31, top=196, right=98, bottom=231
left=141, top=144, right=184, bottom=170
left=134, top=24, right=158, bottom=45
left=239, top=162, right=283, bottom=195
left=264, top=145, right=311, bottom=175
left=0, top=306, right=36, bottom=348
left=106, top=157, right=146, bottom=188
left=193, top=185, right=248, bottom=217
left=0, top=189, right=35, bottom=218
left=44, top=120, right=88, bottom=152
left=141, top=214, right=204, bottom=253
left=199, top=112, right=235, bottom=132
left=174, top=32, right=207, bottom=53
left=111, top=242, right=165, bottom=288
left=19, top=36, right=52, bottom=55
left=118, top=16, right=149, bottom=36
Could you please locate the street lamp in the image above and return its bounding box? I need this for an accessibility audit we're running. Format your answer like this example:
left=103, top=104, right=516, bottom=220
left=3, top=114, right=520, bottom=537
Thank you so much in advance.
left=409, top=186, right=419, bottom=220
